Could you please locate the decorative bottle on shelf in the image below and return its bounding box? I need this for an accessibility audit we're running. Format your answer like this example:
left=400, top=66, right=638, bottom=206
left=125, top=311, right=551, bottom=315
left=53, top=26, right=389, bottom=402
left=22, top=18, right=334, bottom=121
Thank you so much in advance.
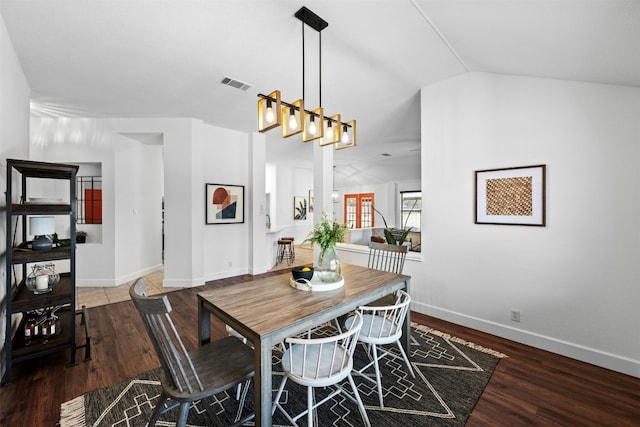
left=41, top=315, right=49, bottom=343
left=24, top=317, right=35, bottom=346
left=48, top=313, right=57, bottom=337
left=26, top=315, right=39, bottom=345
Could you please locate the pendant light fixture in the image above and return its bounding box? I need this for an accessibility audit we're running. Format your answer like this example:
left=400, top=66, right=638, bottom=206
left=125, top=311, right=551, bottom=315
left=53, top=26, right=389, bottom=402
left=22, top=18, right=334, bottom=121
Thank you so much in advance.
left=257, top=6, right=356, bottom=149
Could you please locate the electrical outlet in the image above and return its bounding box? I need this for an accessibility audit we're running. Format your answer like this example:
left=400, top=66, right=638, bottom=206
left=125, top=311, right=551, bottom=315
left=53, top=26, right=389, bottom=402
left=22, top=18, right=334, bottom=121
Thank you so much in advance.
left=228, top=261, right=233, bottom=267
left=511, top=309, right=521, bottom=322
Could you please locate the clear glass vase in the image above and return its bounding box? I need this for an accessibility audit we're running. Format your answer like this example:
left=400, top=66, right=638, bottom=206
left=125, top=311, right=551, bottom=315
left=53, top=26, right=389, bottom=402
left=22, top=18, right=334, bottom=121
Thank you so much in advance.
left=317, top=246, right=341, bottom=283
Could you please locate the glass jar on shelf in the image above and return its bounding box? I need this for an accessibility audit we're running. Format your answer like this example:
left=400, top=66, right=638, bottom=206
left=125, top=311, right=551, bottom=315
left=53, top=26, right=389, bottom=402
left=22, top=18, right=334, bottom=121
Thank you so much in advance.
left=25, top=263, right=60, bottom=294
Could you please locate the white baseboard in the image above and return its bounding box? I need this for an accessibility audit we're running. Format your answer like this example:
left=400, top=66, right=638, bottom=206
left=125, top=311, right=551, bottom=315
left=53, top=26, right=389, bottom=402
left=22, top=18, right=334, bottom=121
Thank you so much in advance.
left=203, top=267, right=248, bottom=284
left=76, top=264, right=164, bottom=287
left=412, top=301, right=640, bottom=379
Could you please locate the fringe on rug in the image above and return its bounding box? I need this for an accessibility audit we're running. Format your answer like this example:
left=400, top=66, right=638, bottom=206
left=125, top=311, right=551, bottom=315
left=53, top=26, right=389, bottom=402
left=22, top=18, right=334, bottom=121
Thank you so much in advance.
left=59, top=394, right=86, bottom=427
left=412, top=322, right=509, bottom=359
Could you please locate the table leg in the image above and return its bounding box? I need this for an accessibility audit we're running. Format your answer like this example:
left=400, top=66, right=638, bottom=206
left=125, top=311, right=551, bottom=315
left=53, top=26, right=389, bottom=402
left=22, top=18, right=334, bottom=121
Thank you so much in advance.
left=402, top=278, right=411, bottom=354
left=403, top=306, right=411, bottom=355
left=254, top=339, right=273, bottom=426
left=197, top=297, right=211, bottom=346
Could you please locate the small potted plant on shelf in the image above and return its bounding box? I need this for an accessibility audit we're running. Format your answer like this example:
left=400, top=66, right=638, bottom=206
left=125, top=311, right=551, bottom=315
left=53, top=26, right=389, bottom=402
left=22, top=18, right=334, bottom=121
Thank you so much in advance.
left=76, top=230, right=87, bottom=244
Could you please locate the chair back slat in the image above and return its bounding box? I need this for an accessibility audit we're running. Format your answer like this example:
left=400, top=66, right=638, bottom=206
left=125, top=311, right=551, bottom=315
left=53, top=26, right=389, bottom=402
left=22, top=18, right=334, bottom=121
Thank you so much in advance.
left=285, top=313, right=363, bottom=382
left=360, top=290, right=411, bottom=341
left=367, top=242, right=408, bottom=274
left=130, top=278, right=204, bottom=394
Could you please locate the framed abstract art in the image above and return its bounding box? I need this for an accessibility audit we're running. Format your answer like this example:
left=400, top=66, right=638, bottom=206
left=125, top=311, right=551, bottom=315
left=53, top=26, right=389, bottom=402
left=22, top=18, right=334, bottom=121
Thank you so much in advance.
left=475, top=165, right=546, bottom=226
left=205, top=183, right=245, bottom=224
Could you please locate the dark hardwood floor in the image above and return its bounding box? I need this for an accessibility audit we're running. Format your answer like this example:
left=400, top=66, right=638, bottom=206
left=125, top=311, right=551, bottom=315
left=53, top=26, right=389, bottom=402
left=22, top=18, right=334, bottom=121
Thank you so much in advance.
left=1, top=272, right=638, bottom=426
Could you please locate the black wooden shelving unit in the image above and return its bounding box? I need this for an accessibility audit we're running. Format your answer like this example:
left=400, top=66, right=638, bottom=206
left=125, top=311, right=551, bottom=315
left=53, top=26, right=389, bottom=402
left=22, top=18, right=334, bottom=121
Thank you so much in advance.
left=3, top=159, right=90, bottom=386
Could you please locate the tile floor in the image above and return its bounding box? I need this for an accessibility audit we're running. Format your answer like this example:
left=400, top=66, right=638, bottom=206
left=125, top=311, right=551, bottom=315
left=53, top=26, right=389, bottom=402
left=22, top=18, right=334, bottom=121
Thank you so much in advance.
left=75, top=270, right=168, bottom=310
left=76, top=245, right=313, bottom=310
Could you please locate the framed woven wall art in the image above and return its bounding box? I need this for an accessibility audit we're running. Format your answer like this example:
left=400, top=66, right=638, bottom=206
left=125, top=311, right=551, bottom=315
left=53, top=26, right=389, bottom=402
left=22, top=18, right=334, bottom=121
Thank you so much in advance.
left=475, top=165, right=546, bottom=226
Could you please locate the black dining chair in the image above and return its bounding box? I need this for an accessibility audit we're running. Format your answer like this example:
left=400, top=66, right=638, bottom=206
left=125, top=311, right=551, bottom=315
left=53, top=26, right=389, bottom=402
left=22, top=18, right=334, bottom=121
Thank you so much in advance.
left=129, top=277, right=254, bottom=426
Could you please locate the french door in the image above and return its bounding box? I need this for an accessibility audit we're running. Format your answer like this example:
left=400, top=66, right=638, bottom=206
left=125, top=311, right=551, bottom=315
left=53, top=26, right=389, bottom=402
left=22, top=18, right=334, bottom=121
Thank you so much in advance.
left=344, top=193, right=374, bottom=228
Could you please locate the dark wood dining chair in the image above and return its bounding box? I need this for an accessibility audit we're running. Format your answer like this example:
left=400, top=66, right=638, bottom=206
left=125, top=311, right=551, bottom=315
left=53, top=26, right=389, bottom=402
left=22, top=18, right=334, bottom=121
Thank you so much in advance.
left=129, top=277, right=254, bottom=427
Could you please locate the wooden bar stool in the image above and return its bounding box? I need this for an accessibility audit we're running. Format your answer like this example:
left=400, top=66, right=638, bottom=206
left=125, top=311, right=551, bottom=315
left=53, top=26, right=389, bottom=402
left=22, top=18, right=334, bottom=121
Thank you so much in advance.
left=277, top=238, right=294, bottom=265
left=281, top=237, right=295, bottom=261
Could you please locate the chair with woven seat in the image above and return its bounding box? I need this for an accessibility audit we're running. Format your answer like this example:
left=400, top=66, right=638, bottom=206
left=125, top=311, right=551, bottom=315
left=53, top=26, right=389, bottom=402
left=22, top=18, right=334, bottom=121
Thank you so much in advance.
left=345, top=289, right=415, bottom=408
left=129, top=277, right=255, bottom=427
left=272, top=312, right=370, bottom=427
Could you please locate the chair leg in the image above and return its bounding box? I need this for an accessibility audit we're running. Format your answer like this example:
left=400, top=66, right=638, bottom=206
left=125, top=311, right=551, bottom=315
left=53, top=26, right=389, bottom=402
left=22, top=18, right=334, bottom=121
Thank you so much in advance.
left=276, top=244, right=283, bottom=264
left=396, top=340, right=415, bottom=378
left=371, top=344, right=385, bottom=408
left=307, top=386, right=314, bottom=427
left=272, top=376, right=288, bottom=416
left=347, top=374, right=371, bottom=427
left=149, top=393, right=170, bottom=426
left=176, top=402, right=191, bottom=427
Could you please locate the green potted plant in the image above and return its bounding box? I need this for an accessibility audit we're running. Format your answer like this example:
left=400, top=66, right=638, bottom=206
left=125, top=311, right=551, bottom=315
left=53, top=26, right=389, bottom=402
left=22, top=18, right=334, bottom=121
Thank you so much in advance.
left=76, top=230, right=87, bottom=244
left=373, top=205, right=415, bottom=246
left=304, top=213, right=347, bottom=280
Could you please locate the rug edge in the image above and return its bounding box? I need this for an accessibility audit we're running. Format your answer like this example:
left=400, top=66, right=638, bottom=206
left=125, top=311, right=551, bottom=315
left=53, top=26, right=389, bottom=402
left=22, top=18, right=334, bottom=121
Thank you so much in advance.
left=59, top=394, right=86, bottom=427
left=412, top=322, right=509, bottom=358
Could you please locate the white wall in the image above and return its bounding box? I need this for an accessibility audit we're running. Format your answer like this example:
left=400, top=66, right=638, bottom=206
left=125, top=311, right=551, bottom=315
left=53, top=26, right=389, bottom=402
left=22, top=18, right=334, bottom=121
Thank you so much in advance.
left=31, top=121, right=117, bottom=284
left=113, top=135, right=163, bottom=283
left=201, top=124, right=250, bottom=280
left=31, top=119, right=167, bottom=286
left=0, top=13, right=31, bottom=380
left=418, top=72, right=640, bottom=377
left=109, top=118, right=253, bottom=287
left=27, top=116, right=256, bottom=288
left=273, top=165, right=314, bottom=243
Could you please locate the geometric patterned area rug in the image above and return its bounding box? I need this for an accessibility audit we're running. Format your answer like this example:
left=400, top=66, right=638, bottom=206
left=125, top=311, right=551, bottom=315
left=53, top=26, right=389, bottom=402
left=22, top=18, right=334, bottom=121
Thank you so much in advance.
left=60, top=323, right=507, bottom=427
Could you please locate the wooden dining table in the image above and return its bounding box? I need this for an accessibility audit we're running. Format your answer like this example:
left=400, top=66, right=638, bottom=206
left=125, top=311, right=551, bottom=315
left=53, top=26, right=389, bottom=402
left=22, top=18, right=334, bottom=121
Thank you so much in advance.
left=197, top=263, right=411, bottom=427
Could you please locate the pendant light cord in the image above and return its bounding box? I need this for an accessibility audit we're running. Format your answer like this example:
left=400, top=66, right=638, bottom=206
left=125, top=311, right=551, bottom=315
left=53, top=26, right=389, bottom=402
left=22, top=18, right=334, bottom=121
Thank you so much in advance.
left=302, top=21, right=305, bottom=103
left=319, top=31, right=322, bottom=107
left=301, top=20, right=323, bottom=108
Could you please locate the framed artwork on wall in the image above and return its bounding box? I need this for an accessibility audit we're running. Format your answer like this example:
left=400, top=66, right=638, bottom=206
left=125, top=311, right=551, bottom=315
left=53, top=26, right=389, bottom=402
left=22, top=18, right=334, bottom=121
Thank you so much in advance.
left=205, top=183, right=245, bottom=224
left=309, top=190, right=314, bottom=213
left=475, top=164, right=546, bottom=226
left=293, top=196, right=308, bottom=220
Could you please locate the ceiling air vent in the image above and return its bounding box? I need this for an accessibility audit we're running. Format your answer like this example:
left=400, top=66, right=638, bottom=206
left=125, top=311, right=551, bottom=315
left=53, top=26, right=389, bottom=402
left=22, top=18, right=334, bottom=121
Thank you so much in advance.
left=219, top=76, right=251, bottom=91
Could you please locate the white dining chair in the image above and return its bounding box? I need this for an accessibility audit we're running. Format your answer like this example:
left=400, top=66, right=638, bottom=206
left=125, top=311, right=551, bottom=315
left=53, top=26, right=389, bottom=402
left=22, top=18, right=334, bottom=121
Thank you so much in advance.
left=345, top=289, right=414, bottom=408
left=272, top=312, right=370, bottom=427
left=367, top=241, right=408, bottom=274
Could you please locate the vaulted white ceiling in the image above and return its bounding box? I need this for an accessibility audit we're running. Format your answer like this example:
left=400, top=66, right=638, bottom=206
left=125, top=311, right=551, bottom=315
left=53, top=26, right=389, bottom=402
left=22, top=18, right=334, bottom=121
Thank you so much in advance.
left=2, top=0, right=638, bottom=186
